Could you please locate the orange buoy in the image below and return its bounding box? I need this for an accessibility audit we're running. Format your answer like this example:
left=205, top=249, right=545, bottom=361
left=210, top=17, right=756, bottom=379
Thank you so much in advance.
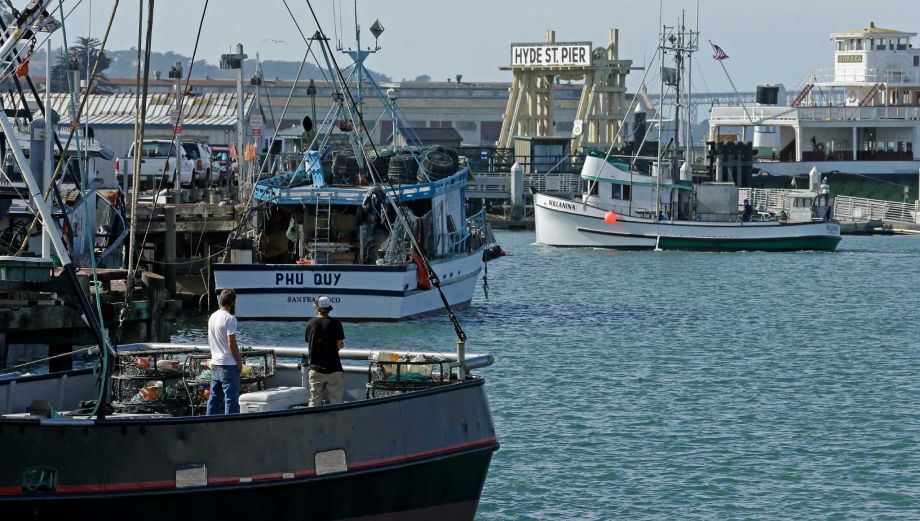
left=604, top=211, right=618, bottom=225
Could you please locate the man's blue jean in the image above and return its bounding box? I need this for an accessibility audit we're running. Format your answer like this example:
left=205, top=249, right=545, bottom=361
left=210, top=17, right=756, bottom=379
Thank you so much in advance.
left=207, top=365, right=241, bottom=415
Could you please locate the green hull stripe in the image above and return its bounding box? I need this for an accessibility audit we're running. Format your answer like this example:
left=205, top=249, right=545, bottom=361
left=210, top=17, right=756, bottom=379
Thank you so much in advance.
left=658, top=235, right=842, bottom=252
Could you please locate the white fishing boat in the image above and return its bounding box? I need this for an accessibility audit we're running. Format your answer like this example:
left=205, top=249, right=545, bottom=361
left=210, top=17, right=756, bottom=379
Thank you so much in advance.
left=215, top=174, right=494, bottom=321
left=214, top=13, right=499, bottom=321
left=535, top=20, right=842, bottom=252
left=535, top=155, right=841, bottom=251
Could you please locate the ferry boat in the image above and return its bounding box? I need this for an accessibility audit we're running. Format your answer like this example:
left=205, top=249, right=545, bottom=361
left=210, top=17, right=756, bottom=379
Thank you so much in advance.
left=710, top=22, right=920, bottom=179
left=535, top=24, right=842, bottom=252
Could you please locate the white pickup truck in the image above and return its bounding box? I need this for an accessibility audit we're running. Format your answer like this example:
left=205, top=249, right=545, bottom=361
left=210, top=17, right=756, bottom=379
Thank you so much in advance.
left=115, top=140, right=214, bottom=189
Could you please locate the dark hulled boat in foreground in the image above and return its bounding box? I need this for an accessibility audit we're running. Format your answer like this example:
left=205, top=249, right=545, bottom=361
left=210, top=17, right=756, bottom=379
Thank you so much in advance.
left=0, top=347, right=498, bottom=520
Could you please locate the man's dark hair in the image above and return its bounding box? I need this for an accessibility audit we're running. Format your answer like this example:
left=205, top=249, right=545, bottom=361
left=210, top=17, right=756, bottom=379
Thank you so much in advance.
left=219, top=289, right=236, bottom=308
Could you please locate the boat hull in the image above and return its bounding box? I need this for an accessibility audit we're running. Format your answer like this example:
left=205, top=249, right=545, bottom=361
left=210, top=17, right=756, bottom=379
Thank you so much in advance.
left=535, top=193, right=842, bottom=252
left=213, top=250, right=484, bottom=321
left=0, top=379, right=497, bottom=521
left=3, top=448, right=493, bottom=521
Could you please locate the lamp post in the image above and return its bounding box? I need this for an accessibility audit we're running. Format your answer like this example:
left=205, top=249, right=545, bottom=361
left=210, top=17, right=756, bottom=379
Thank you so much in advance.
left=168, top=61, right=183, bottom=191
left=221, top=44, right=247, bottom=196
left=250, top=62, right=263, bottom=171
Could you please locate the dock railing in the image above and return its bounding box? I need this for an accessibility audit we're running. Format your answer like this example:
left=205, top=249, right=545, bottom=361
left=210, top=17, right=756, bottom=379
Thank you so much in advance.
left=741, top=187, right=918, bottom=225
left=833, top=195, right=917, bottom=224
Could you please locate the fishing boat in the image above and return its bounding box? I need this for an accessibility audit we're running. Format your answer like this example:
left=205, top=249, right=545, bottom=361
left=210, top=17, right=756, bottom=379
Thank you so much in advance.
left=1, top=344, right=498, bottom=520
left=0, top=4, right=497, bottom=519
left=535, top=20, right=842, bottom=252
left=213, top=16, right=498, bottom=322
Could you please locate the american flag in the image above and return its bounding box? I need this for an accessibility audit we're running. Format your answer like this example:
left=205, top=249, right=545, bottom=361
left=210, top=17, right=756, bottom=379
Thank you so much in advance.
left=712, top=44, right=729, bottom=61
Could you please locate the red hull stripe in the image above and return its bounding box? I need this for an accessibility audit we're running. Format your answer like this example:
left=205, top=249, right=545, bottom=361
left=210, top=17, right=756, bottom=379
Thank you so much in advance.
left=0, top=436, right=498, bottom=496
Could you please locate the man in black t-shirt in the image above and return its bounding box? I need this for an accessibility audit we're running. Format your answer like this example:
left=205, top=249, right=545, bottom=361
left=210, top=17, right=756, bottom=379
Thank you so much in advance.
left=305, top=295, right=346, bottom=406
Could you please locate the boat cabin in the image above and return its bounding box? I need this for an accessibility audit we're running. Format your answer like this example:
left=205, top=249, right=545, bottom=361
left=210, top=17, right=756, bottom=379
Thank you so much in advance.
left=251, top=147, right=476, bottom=266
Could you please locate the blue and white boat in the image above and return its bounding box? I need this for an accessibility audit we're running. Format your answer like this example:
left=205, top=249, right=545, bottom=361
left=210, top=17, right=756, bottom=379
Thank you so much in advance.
left=214, top=23, right=496, bottom=322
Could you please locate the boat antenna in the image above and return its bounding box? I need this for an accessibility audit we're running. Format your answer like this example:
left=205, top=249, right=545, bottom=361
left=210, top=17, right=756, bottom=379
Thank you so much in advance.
left=304, top=0, right=467, bottom=342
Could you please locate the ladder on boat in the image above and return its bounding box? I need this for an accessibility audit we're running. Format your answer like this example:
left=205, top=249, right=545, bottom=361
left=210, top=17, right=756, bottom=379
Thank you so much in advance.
left=858, top=83, right=882, bottom=107
left=312, top=194, right=332, bottom=264
left=791, top=84, right=813, bottom=107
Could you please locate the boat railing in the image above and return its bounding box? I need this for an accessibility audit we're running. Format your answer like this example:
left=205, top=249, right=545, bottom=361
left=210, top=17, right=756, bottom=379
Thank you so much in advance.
left=121, top=343, right=495, bottom=371
left=811, top=67, right=920, bottom=85
left=253, top=167, right=471, bottom=205
left=710, top=105, right=920, bottom=125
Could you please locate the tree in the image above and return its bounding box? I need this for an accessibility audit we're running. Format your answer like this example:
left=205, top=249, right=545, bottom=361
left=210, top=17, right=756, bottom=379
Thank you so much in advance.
left=50, top=37, right=113, bottom=93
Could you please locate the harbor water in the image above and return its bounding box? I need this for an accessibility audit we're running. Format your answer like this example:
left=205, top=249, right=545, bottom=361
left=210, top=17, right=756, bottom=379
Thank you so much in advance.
left=174, top=231, right=920, bottom=519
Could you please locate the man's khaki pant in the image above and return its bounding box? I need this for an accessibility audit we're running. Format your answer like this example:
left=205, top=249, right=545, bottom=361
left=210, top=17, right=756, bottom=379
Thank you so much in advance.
left=309, top=370, right=344, bottom=406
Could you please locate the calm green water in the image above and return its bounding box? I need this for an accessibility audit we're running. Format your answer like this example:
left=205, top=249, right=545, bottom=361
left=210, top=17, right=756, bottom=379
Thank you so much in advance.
left=174, top=231, right=920, bottom=519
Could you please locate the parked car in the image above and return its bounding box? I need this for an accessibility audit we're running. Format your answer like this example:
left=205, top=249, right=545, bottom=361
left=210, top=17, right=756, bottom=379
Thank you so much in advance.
left=181, top=141, right=216, bottom=187
left=115, top=139, right=204, bottom=189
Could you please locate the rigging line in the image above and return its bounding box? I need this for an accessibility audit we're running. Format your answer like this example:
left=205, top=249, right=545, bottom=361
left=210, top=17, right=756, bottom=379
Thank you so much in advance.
left=304, top=0, right=467, bottom=342
left=126, top=0, right=142, bottom=276
left=11, top=0, right=119, bottom=257
left=59, top=0, right=121, bottom=418
left=583, top=43, right=661, bottom=199
left=129, top=0, right=209, bottom=279
left=127, top=0, right=154, bottom=286
left=281, top=0, right=329, bottom=83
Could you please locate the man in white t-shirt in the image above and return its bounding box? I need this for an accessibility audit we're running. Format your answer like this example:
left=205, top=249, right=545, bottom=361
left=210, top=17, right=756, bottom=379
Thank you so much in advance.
left=206, top=289, right=242, bottom=415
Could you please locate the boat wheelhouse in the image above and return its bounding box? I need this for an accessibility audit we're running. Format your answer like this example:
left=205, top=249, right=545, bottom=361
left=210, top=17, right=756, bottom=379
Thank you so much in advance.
left=710, top=22, right=920, bottom=178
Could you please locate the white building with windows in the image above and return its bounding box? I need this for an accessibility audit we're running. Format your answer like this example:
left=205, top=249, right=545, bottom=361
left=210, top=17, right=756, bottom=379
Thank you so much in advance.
left=710, top=22, right=920, bottom=177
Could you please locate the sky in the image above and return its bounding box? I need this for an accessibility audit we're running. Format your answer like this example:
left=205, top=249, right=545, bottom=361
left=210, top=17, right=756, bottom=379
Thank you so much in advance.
left=45, top=0, right=920, bottom=92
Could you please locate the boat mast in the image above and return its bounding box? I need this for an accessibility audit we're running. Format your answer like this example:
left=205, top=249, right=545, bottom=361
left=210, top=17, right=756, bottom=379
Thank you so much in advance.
left=656, top=21, right=665, bottom=221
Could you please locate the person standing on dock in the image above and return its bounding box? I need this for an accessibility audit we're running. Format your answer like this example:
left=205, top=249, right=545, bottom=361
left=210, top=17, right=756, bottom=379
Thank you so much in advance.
left=206, top=289, right=242, bottom=415
left=305, top=296, right=346, bottom=406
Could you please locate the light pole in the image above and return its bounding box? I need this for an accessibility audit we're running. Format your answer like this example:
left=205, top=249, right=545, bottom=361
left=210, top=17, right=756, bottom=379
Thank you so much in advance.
left=221, top=44, right=247, bottom=197
left=168, top=61, right=182, bottom=192
left=250, top=65, right=263, bottom=173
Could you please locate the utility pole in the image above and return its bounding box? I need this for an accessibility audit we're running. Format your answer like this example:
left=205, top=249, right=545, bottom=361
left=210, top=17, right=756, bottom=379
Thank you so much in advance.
left=169, top=60, right=183, bottom=192
left=221, top=44, right=248, bottom=197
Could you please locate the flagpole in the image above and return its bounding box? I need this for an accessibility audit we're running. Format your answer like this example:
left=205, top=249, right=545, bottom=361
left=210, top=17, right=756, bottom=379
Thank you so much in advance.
left=709, top=40, right=753, bottom=125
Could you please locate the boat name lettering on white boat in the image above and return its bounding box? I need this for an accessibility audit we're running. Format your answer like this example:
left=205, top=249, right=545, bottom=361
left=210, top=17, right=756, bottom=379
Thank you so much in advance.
left=546, top=199, right=577, bottom=211
left=511, top=42, right=592, bottom=68
left=274, top=273, right=342, bottom=286
left=287, top=296, right=341, bottom=304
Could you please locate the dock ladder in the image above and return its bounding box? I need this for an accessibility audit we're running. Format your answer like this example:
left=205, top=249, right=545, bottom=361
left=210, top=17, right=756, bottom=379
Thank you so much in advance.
left=313, top=193, right=333, bottom=264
